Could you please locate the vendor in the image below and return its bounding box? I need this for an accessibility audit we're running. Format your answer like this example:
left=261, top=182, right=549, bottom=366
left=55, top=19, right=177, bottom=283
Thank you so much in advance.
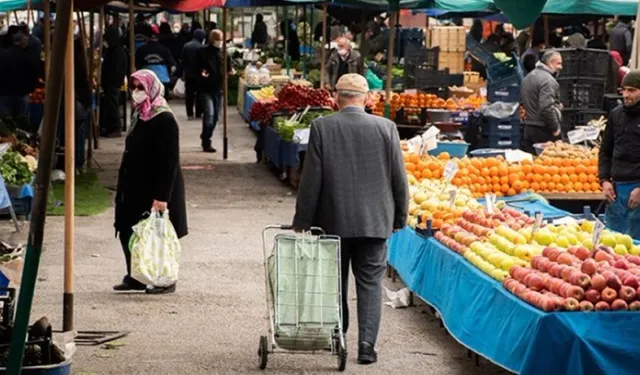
left=599, top=70, right=640, bottom=239
left=519, top=50, right=563, bottom=154
left=324, top=37, right=363, bottom=91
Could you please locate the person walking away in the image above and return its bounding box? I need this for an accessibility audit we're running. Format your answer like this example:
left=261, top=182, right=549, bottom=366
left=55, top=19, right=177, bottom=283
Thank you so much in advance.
left=194, top=30, right=232, bottom=153
left=325, top=37, right=363, bottom=91
left=101, top=26, right=128, bottom=137
left=181, top=28, right=206, bottom=120
left=114, top=69, right=187, bottom=294
left=135, top=24, right=177, bottom=100
left=280, top=20, right=300, bottom=62
left=158, top=22, right=181, bottom=70
left=520, top=50, right=563, bottom=154
left=292, top=74, right=408, bottom=365
left=599, top=71, right=640, bottom=239
left=0, top=32, right=38, bottom=118
left=610, top=17, right=633, bottom=66
left=251, top=13, right=268, bottom=48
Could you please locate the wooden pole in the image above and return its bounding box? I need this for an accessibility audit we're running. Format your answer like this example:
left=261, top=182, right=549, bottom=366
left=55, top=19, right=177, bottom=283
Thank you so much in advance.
left=95, top=7, right=104, bottom=149
left=223, top=8, right=228, bottom=160
left=129, top=0, right=135, bottom=75
left=319, top=3, right=327, bottom=88
left=26, top=0, right=31, bottom=26
left=63, top=1, right=76, bottom=334
left=44, top=0, right=51, bottom=78
left=6, top=0, right=73, bottom=371
left=77, top=11, right=94, bottom=168
left=543, top=16, right=549, bottom=48
left=385, top=11, right=397, bottom=108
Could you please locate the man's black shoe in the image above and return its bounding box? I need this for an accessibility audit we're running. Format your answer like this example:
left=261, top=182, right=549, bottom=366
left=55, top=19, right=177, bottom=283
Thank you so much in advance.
left=357, top=341, right=377, bottom=365
left=113, top=276, right=146, bottom=291
left=203, top=146, right=217, bottom=153
left=145, top=283, right=177, bottom=294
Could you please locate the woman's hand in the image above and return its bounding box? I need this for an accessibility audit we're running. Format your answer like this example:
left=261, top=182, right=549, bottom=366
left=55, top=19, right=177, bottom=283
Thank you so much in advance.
left=152, top=200, right=168, bottom=213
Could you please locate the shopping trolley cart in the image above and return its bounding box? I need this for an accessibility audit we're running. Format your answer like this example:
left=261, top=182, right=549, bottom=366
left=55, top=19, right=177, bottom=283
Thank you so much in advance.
left=258, top=225, right=347, bottom=371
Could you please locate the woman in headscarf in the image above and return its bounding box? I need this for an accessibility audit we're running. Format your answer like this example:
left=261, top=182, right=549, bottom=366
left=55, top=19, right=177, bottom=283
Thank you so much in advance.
left=113, top=70, right=188, bottom=294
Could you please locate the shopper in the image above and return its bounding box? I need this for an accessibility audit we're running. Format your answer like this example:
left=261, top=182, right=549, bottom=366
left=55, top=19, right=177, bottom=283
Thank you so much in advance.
left=324, top=37, right=363, bottom=91
left=520, top=50, right=563, bottom=154
left=0, top=32, right=38, bottom=118
left=251, top=13, right=268, bottom=48
left=292, top=74, right=408, bottom=365
left=610, top=17, right=633, bottom=66
left=100, top=26, right=128, bottom=137
left=181, top=28, right=206, bottom=120
left=194, top=30, right=232, bottom=153
left=599, top=70, right=640, bottom=239
left=114, top=69, right=187, bottom=294
left=135, top=24, right=177, bottom=99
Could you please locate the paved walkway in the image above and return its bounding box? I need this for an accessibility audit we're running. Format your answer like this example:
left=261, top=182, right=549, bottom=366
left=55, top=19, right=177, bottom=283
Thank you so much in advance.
left=4, top=101, right=506, bottom=374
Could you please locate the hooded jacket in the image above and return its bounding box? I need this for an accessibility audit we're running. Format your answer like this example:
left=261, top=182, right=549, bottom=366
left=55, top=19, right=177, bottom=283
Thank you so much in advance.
left=520, top=62, right=562, bottom=132
left=102, top=27, right=128, bottom=89
left=181, top=29, right=205, bottom=80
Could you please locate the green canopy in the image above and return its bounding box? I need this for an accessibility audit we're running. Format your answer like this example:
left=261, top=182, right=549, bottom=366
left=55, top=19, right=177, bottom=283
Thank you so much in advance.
left=0, top=0, right=41, bottom=12
left=542, top=0, right=637, bottom=16
left=492, top=0, right=547, bottom=29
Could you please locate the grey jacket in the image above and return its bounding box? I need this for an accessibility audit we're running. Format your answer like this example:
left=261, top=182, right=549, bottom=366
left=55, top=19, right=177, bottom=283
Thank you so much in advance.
left=292, top=107, right=409, bottom=239
left=325, top=49, right=364, bottom=89
left=520, top=62, right=562, bottom=132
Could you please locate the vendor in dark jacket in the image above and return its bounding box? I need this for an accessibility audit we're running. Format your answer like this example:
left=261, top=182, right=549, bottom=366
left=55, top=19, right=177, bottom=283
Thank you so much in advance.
left=181, top=28, right=206, bottom=120
left=0, top=32, right=38, bottom=118
left=114, top=69, right=187, bottom=294
left=599, top=70, right=640, bottom=239
left=100, top=26, right=128, bottom=137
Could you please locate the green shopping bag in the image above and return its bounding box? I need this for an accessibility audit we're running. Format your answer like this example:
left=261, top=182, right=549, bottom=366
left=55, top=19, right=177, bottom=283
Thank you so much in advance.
left=129, top=210, right=181, bottom=287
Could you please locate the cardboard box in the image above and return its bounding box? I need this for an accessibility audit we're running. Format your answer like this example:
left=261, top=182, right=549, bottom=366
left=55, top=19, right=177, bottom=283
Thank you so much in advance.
left=438, top=51, right=465, bottom=74
left=428, top=26, right=466, bottom=52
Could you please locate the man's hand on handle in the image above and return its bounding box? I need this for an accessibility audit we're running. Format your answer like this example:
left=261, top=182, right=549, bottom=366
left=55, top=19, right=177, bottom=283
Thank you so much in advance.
left=628, top=188, right=640, bottom=209
left=602, top=181, right=616, bottom=202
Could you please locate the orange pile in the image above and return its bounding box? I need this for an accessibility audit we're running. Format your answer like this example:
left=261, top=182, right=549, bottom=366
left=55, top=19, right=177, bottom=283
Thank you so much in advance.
left=371, top=92, right=486, bottom=119
left=403, top=152, right=602, bottom=198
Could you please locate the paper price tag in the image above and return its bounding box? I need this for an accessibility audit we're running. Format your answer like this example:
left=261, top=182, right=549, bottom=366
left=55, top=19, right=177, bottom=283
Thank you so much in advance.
left=567, top=128, right=586, bottom=144
left=529, top=212, right=544, bottom=244
left=443, top=161, right=459, bottom=182
left=405, top=89, right=418, bottom=95
left=583, top=126, right=600, bottom=141
left=449, top=189, right=458, bottom=209
left=485, top=193, right=496, bottom=214
left=407, top=135, right=423, bottom=154
left=592, top=219, right=606, bottom=247
left=421, top=126, right=440, bottom=141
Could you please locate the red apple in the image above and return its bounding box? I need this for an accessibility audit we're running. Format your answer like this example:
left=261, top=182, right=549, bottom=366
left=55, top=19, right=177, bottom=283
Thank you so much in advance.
left=569, top=272, right=591, bottom=289
left=627, top=255, right=640, bottom=266
left=566, top=286, right=585, bottom=301
left=612, top=299, right=629, bottom=311
left=546, top=248, right=562, bottom=262
left=531, top=256, right=543, bottom=270
left=564, top=297, right=580, bottom=311
left=581, top=259, right=598, bottom=276
left=629, top=301, right=640, bottom=311
left=585, top=289, right=601, bottom=304
left=601, top=287, right=618, bottom=303
left=614, top=259, right=630, bottom=270
left=579, top=300, right=594, bottom=311
left=624, top=276, right=640, bottom=289
left=527, top=274, right=545, bottom=292
left=606, top=274, right=622, bottom=290
left=561, top=267, right=576, bottom=282
left=591, top=274, right=607, bottom=291
left=595, top=250, right=614, bottom=263
left=540, top=296, right=560, bottom=312
left=549, top=264, right=564, bottom=278
left=595, top=301, right=611, bottom=311
left=557, top=253, right=575, bottom=266
left=574, top=247, right=591, bottom=261
left=619, top=286, right=637, bottom=303
left=567, top=246, right=579, bottom=256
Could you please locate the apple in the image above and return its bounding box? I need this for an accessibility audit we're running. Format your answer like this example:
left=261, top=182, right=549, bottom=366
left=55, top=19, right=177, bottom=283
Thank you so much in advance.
left=557, top=253, right=575, bottom=266
left=629, top=301, right=640, bottom=311
left=601, top=287, right=618, bottom=303
left=531, top=255, right=543, bottom=270
left=585, top=289, right=601, bottom=304
left=574, top=247, right=591, bottom=261
left=614, top=259, right=630, bottom=270
left=569, top=272, right=591, bottom=289
left=564, top=297, right=580, bottom=311
left=595, top=301, right=611, bottom=311
left=605, top=274, right=622, bottom=290
left=591, top=274, right=607, bottom=291
left=545, top=247, right=562, bottom=262
left=561, top=267, right=576, bottom=282
left=612, top=299, right=629, bottom=311
left=627, top=255, right=640, bottom=266
left=581, top=258, right=598, bottom=276
left=623, top=275, right=640, bottom=289
left=549, top=264, right=564, bottom=278
left=619, top=286, right=637, bottom=303
left=537, top=258, right=552, bottom=273
left=540, top=296, right=560, bottom=312
left=579, top=300, right=594, bottom=311
left=527, top=274, right=545, bottom=292
left=566, top=286, right=585, bottom=301
left=594, top=250, right=614, bottom=263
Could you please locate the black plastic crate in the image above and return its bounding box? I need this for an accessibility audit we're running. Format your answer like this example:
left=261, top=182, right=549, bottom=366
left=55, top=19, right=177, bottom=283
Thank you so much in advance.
left=561, top=109, right=607, bottom=133
left=555, top=48, right=611, bottom=81
left=404, top=44, right=439, bottom=70
left=10, top=197, right=32, bottom=217
left=558, top=78, right=606, bottom=110
left=481, top=114, right=521, bottom=137
left=448, top=74, right=464, bottom=87
left=487, top=83, right=521, bottom=103
left=405, top=67, right=451, bottom=92
left=487, top=55, right=523, bottom=88
left=485, top=135, right=520, bottom=149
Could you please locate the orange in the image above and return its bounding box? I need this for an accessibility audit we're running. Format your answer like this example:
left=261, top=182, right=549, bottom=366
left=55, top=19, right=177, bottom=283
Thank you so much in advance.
left=422, top=169, right=433, bottom=179
left=540, top=182, right=548, bottom=191
left=531, top=182, right=540, bottom=191
left=432, top=219, right=443, bottom=229
left=501, top=184, right=510, bottom=194
left=521, top=181, right=530, bottom=191
left=534, top=174, right=543, bottom=183
left=438, top=152, right=451, bottom=161
left=547, top=182, right=556, bottom=191
left=498, top=165, right=509, bottom=176
left=493, top=183, right=502, bottom=192
left=565, top=182, right=574, bottom=191
left=553, top=158, right=563, bottom=167
left=521, top=159, right=533, bottom=166
left=543, top=173, right=552, bottom=182
left=527, top=173, right=535, bottom=182
left=562, top=159, right=572, bottom=167
left=533, top=165, right=545, bottom=174
left=569, top=173, right=578, bottom=182
left=428, top=162, right=440, bottom=171
left=560, top=174, right=570, bottom=184
left=578, top=173, right=588, bottom=183
left=552, top=174, right=561, bottom=183
left=477, top=176, right=486, bottom=185
left=410, top=154, right=420, bottom=164
left=432, top=211, right=443, bottom=219
left=432, top=169, right=442, bottom=179
left=513, top=180, right=523, bottom=192
left=575, top=165, right=586, bottom=174
left=542, top=158, right=553, bottom=166
left=571, top=159, right=580, bottom=167
left=507, top=188, right=517, bottom=196
left=417, top=161, right=428, bottom=171
left=452, top=177, right=462, bottom=186
left=489, top=166, right=499, bottom=177
left=548, top=166, right=559, bottom=175
left=591, top=182, right=601, bottom=191
left=414, top=170, right=422, bottom=179
left=508, top=173, right=519, bottom=184
left=522, top=164, right=532, bottom=174
left=588, top=166, right=598, bottom=175
left=500, top=176, right=509, bottom=185
left=480, top=168, right=490, bottom=177
left=566, top=167, right=575, bottom=175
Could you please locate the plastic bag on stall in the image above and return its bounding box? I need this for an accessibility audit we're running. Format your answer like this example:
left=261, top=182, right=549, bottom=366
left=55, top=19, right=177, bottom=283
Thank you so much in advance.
left=129, top=210, right=181, bottom=287
left=172, top=78, right=186, bottom=98
left=480, top=102, right=520, bottom=119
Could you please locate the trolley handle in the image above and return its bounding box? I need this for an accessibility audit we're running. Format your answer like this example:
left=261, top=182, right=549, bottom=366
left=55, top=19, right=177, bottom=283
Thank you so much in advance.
left=262, top=225, right=326, bottom=235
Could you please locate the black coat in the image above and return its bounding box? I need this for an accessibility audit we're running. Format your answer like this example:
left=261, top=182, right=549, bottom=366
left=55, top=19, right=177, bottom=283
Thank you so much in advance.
left=194, top=45, right=231, bottom=93
left=102, top=27, right=128, bottom=89
left=115, top=111, right=188, bottom=238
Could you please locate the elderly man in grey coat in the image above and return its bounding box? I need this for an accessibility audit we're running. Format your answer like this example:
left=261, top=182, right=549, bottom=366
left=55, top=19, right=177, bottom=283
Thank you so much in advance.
left=292, top=74, right=409, bottom=365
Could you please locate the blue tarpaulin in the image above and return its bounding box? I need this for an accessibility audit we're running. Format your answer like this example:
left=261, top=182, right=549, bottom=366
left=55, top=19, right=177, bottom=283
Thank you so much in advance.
left=388, top=228, right=640, bottom=375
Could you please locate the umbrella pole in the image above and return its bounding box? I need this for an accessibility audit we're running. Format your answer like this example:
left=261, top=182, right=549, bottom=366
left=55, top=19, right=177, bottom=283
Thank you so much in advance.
left=284, top=7, right=290, bottom=76
left=6, top=0, right=73, bottom=372
left=44, top=0, right=51, bottom=78
left=384, top=11, right=397, bottom=118
left=129, top=0, right=135, bottom=75
left=63, top=3, right=76, bottom=334
left=223, top=7, right=229, bottom=160
left=95, top=7, right=105, bottom=150
left=87, top=11, right=95, bottom=167
left=319, top=3, right=327, bottom=88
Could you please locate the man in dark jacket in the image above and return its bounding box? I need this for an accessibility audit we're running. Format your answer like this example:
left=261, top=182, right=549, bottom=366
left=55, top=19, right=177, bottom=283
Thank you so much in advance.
left=325, top=37, right=363, bottom=90
left=101, top=26, right=128, bottom=137
left=293, top=74, right=408, bottom=365
left=135, top=24, right=176, bottom=98
left=610, top=17, right=633, bottom=66
left=599, top=70, right=640, bottom=239
left=181, top=28, right=205, bottom=120
left=251, top=13, right=268, bottom=48
left=520, top=50, right=563, bottom=154
left=0, top=32, right=38, bottom=118
left=194, top=30, right=232, bottom=153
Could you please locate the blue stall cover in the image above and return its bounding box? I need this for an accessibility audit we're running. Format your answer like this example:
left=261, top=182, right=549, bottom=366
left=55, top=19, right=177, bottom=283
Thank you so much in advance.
left=388, top=228, right=640, bottom=375
left=263, top=126, right=302, bottom=169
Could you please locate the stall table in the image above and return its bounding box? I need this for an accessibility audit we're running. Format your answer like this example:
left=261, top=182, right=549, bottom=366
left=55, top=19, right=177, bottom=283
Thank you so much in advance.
left=237, top=78, right=265, bottom=120
left=388, top=228, right=640, bottom=375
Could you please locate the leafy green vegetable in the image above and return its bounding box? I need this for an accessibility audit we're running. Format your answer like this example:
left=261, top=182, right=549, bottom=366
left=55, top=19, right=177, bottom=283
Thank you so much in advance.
left=274, top=110, right=334, bottom=142
left=0, top=151, right=33, bottom=186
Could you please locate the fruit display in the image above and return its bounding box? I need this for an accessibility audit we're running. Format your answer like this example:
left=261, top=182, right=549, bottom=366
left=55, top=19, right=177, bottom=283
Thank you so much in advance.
left=248, top=84, right=336, bottom=126
left=248, top=99, right=280, bottom=126
left=402, top=151, right=602, bottom=197
left=538, top=141, right=598, bottom=159
left=505, top=245, right=640, bottom=312
left=249, top=86, right=276, bottom=101
left=28, top=87, right=45, bottom=105
left=370, top=92, right=485, bottom=119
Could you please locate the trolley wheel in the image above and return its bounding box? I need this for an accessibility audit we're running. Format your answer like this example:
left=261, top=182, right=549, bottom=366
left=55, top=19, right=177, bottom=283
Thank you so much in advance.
left=337, top=342, right=347, bottom=371
left=258, top=335, right=268, bottom=370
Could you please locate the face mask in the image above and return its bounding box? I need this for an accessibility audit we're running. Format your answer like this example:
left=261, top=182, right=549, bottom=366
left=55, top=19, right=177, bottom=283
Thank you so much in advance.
left=131, top=90, right=148, bottom=105
left=213, top=41, right=223, bottom=48
left=338, top=48, right=348, bottom=58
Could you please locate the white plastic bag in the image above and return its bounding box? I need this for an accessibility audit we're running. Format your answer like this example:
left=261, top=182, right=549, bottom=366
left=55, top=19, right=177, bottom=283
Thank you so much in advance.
left=129, top=210, right=181, bottom=287
left=172, top=78, right=186, bottom=98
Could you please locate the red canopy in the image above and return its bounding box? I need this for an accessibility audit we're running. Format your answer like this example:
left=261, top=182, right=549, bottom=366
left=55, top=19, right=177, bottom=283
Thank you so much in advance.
left=72, top=0, right=225, bottom=11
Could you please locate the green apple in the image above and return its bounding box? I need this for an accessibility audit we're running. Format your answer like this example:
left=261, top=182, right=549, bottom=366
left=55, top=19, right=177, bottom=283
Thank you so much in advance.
left=618, top=234, right=634, bottom=250
left=601, top=234, right=617, bottom=247
left=581, top=220, right=595, bottom=233
left=534, top=229, right=555, bottom=246
left=566, top=233, right=579, bottom=246
left=614, top=244, right=629, bottom=256
left=500, top=257, right=516, bottom=272
left=631, top=245, right=640, bottom=256
left=518, top=228, right=532, bottom=243
left=582, top=238, right=594, bottom=250
left=556, top=236, right=570, bottom=249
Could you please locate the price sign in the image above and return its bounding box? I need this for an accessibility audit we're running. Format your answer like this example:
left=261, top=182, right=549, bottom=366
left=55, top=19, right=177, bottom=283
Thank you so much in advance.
left=529, top=212, right=544, bottom=244
left=592, top=219, right=606, bottom=247
left=449, top=189, right=458, bottom=209
left=485, top=193, right=496, bottom=214
left=583, top=126, right=600, bottom=141
left=443, top=161, right=459, bottom=182
left=407, top=136, right=423, bottom=153
left=567, top=128, right=586, bottom=144
left=405, top=89, right=418, bottom=95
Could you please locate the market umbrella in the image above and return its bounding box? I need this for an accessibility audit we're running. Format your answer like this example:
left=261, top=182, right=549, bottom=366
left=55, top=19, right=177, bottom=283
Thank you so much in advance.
left=542, top=0, right=637, bottom=15
left=492, top=0, right=547, bottom=28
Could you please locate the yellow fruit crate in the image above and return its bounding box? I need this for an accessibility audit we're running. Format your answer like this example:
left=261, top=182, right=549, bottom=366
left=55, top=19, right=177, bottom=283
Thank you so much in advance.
left=428, top=26, right=466, bottom=52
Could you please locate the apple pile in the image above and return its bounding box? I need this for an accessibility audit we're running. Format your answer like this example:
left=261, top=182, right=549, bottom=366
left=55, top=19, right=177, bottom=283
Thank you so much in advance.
left=505, top=245, right=640, bottom=312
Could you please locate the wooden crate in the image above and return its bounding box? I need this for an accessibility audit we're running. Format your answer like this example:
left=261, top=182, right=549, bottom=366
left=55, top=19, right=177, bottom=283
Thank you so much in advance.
left=438, top=52, right=465, bottom=74
left=428, top=26, right=466, bottom=52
